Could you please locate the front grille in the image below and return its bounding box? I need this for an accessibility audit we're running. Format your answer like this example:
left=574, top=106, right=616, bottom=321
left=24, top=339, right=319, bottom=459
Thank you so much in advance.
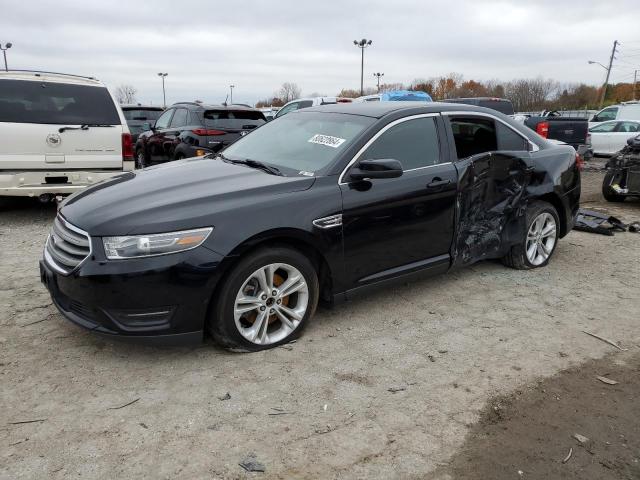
left=45, top=215, right=91, bottom=274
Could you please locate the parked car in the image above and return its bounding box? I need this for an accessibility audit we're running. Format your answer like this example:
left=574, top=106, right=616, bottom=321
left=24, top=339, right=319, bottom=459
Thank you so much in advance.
left=442, top=97, right=514, bottom=115
left=521, top=111, right=588, bottom=150
left=588, top=120, right=640, bottom=156
left=355, top=90, right=432, bottom=102
left=274, top=97, right=341, bottom=118
left=134, top=102, right=266, bottom=168
left=40, top=102, right=580, bottom=350
left=589, top=101, right=640, bottom=127
left=121, top=104, right=164, bottom=143
left=602, top=133, right=640, bottom=202
left=0, top=70, right=133, bottom=200
left=258, top=106, right=280, bottom=121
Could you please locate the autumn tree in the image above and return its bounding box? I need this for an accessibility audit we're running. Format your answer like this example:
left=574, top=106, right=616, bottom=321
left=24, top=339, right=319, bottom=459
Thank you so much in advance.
left=115, top=84, right=138, bottom=104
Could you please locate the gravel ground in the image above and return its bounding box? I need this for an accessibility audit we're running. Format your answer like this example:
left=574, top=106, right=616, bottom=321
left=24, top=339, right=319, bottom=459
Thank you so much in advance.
left=1, top=169, right=639, bottom=479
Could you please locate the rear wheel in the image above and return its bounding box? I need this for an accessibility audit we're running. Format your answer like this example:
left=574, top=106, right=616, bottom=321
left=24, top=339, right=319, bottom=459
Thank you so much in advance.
left=502, top=201, right=559, bottom=270
left=602, top=172, right=626, bottom=202
left=208, top=247, right=319, bottom=351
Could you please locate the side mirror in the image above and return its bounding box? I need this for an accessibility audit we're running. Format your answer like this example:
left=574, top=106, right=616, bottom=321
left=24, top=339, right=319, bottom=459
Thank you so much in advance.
left=349, top=158, right=403, bottom=181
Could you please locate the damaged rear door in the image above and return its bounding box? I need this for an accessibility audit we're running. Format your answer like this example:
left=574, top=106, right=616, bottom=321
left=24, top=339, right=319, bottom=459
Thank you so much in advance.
left=445, top=114, right=533, bottom=267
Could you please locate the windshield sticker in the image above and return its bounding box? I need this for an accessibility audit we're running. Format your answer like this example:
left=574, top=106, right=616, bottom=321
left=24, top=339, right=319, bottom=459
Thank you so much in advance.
left=299, top=170, right=315, bottom=177
left=308, top=134, right=346, bottom=148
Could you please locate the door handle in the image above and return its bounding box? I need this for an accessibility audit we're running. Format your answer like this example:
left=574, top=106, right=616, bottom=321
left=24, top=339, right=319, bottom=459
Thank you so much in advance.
left=426, top=178, right=451, bottom=190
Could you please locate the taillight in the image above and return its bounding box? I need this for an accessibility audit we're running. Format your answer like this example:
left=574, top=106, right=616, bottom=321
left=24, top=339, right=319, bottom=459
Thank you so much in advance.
left=122, top=133, right=134, bottom=161
left=192, top=128, right=226, bottom=136
left=575, top=152, right=584, bottom=171
left=536, top=121, right=549, bottom=138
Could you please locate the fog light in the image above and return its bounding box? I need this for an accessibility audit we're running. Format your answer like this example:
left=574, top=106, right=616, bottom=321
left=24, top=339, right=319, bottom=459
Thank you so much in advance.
left=195, top=149, right=206, bottom=156
left=105, top=307, right=175, bottom=331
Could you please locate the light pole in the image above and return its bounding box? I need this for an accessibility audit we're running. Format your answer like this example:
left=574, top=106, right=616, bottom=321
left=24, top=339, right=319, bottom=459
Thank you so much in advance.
left=157, top=73, right=168, bottom=108
left=588, top=40, right=619, bottom=109
left=353, top=38, right=372, bottom=96
left=230, top=85, right=235, bottom=104
left=1, top=42, right=12, bottom=72
left=373, top=72, right=384, bottom=92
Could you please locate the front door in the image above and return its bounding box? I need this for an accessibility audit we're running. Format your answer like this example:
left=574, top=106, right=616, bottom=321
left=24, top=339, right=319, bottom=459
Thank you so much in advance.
left=147, top=108, right=174, bottom=162
left=340, top=115, right=457, bottom=288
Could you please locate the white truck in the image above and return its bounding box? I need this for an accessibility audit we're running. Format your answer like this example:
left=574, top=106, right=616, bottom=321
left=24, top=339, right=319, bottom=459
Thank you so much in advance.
left=0, top=71, right=134, bottom=201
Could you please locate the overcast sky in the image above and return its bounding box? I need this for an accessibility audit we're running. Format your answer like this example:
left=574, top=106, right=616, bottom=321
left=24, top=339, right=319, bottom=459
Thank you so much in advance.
left=3, top=0, right=640, bottom=105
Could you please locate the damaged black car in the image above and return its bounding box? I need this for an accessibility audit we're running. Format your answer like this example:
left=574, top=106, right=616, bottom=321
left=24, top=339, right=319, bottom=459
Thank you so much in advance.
left=602, top=133, right=640, bottom=202
left=40, top=102, right=581, bottom=351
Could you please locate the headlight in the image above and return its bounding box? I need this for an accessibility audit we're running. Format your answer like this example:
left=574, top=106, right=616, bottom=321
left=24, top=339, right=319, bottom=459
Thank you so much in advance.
left=102, top=227, right=213, bottom=259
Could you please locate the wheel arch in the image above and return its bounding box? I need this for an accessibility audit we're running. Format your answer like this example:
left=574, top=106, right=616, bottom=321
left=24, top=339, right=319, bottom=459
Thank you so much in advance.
left=535, top=192, right=568, bottom=237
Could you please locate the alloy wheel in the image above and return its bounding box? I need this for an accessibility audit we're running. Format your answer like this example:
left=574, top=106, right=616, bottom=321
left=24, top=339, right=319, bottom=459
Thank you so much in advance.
left=525, top=212, right=557, bottom=266
left=233, top=263, right=309, bottom=345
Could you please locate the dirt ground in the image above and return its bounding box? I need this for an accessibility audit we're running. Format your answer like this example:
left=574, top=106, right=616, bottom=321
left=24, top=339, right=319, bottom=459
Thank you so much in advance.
left=1, top=167, right=639, bottom=479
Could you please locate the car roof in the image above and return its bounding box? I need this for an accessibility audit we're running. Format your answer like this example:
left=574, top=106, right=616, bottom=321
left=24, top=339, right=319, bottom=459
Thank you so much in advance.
left=300, top=101, right=487, bottom=118
left=170, top=102, right=262, bottom=111
left=121, top=104, right=164, bottom=110
left=0, top=70, right=103, bottom=86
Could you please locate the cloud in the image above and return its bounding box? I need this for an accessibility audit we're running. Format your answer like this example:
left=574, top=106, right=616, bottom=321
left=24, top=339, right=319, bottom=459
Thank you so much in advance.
left=3, top=0, right=639, bottom=104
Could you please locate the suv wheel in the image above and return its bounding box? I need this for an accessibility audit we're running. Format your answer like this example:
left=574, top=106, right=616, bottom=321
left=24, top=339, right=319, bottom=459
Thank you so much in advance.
left=602, top=172, right=626, bottom=202
left=208, top=247, right=319, bottom=351
left=135, top=149, right=147, bottom=169
left=502, top=201, right=560, bottom=270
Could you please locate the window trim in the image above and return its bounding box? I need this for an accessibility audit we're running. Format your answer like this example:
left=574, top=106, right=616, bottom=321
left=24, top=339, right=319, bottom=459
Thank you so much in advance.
left=442, top=110, right=540, bottom=155
left=338, top=113, right=443, bottom=185
left=154, top=108, right=175, bottom=130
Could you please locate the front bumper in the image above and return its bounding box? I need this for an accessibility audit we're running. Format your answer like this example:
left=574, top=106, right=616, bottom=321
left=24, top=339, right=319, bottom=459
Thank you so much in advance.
left=40, top=244, right=225, bottom=345
left=0, top=165, right=134, bottom=197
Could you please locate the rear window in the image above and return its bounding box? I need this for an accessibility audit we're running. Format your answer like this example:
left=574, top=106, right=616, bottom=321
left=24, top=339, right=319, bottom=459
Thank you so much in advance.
left=123, top=109, right=163, bottom=121
left=0, top=79, right=121, bottom=125
left=203, top=110, right=266, bottom=130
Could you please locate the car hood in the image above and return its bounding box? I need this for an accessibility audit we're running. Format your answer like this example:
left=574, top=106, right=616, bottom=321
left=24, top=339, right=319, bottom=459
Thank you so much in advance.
left=61, top=157, right=316, bottom=236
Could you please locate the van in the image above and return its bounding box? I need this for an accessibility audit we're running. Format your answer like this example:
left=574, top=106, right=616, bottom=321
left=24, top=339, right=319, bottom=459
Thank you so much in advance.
left=0, top=70, right=133, bottom=199
left=589, top=101, right=640, bottom=128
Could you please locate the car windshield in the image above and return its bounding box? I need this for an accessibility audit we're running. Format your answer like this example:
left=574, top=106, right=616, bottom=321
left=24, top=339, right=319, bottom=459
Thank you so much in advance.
left=0, top=79, right=121, bottom=125
left=123, top=109, right=163, bottom=121
left=221, top=112, right=375, bottom=176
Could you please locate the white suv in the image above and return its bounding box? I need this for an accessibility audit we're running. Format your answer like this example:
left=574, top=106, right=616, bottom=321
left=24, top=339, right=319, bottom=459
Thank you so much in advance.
left=0, top=71, right=134, bottom=199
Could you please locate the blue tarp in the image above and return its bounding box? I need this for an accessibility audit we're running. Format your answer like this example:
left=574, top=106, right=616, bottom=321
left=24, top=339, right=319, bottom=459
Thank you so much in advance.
left=380, top=90, right=432, bottom=102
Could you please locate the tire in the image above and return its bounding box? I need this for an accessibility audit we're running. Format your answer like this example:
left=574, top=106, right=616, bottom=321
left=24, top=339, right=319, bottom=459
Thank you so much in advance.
left=502, top=200, right=560, bottom=270
left=208, top=247, right=319, bottom=352
left=602, top=172, right=626, bottom=203
left=174, top=153, right=185, bottom=161
left=135, top=149, right=147, bottom=169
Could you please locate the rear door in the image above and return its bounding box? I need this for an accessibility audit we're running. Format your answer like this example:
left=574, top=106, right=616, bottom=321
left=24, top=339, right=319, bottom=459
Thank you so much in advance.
left=202, top=109, right=266, bottom=152
left=611, top=121, right=640, bottom=152
left=0, top=79, right=124, bottom=170
left=589, top=122, right=617, bottom=154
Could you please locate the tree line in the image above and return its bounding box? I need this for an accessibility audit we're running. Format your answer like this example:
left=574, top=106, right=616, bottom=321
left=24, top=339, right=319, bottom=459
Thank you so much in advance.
left=257, top=75, right=638, bottom=111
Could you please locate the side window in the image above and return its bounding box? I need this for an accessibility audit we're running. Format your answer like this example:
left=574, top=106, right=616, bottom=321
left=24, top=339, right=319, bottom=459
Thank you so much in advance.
left=590, top=122, right=617, bottom=133
left=275, top=102, right=299, bottom=117
left=449, top=117, right=498, bottom=159
left=169, top=108, right=188, bottom=128
left=297, top=100, right=313, bottom=109
left=617, top=121, right=640, bottom=133
left=154, top=109, right=173, bottom=129
left=593, top=107, right=618, bottom=122
left=496, top=123, right=528, bottom=151
left=361, top=117, right=440, bottom=170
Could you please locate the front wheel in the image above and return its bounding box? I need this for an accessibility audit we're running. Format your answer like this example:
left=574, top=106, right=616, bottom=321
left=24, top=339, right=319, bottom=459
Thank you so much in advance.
left=502, top=201, right=560, bottom=270
left=208, top=247, right=319, bottom=351
left=602, top=172, right=626, bottom=203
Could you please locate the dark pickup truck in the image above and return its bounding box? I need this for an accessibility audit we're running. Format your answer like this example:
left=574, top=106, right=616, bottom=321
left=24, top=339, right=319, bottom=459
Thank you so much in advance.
left=521, top=111, right=588, bottom=150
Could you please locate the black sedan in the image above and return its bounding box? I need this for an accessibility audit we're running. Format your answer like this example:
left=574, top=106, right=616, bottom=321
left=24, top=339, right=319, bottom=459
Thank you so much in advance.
left=40, top=102, right=581, bottom=350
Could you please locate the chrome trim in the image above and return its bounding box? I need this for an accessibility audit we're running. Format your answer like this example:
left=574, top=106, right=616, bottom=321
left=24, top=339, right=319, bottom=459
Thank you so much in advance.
left=441, top=110, right=540, bottom=152
left=313, top=214, right=343, bottom=229
left=44, top=215, right=92, bottom=276
left=338, top=113, right=440, bottom=185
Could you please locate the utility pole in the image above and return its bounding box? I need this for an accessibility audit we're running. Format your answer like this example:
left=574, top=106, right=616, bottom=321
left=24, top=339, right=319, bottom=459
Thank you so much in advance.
left=353, top=39, right=372, bottom=96
left=373, top=72, right=384, bottom=92
left=157, top=73, right=168, bottom=108
left=633, top=70, right=638, bottom=101
left=598, top=40, right=619, bottom=109
left=230, top=85, right=235, bottom=104
left=0, top=42, right=12, bottom=72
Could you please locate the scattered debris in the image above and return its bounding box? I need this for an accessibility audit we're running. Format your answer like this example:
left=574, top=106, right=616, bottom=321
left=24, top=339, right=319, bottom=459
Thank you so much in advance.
left=107, top=398, right=140, bottom=410
left=562, top=447, right=573, bottom=464
left=629, top=221, right=640, bottom=233
left=387, top=386, right=406, bottom=393
left=8, top=418, right=47, bottom=425
left=574, top=209, right=627, bottom=236
left=558, top=352, right=568, bottom=358
left=9, top=438, right=28, bottom=446
left=139, top=422, right=148, bottom=429
left=438, top=350, right=448, bottom=354
left=239, top=455, right=265, bottom=473
left=573, top=433, right=589, bottom=444
left=596, top=375, right=619, bottom=385
left=217, top=392, right=231, bottom=401
left=268, top=407, right=294, bottom=416
left=314, top=425, right=335, bottom=435
left=582, top=330, right=627, bottom=351
left=427, top=355, right=436, bottom=362
left=323, top=404, right=328, bottom=412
